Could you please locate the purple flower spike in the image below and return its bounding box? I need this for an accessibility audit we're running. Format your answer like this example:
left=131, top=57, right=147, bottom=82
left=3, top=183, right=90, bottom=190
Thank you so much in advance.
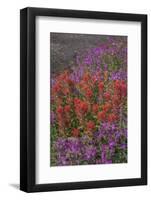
left=84, top=146, right=96, bottom=160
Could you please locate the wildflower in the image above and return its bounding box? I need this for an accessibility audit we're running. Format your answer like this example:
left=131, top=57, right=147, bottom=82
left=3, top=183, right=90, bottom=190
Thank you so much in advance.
left=62, top=87, right=70, bottom=95
left=114, top=80, right=121, bottom=90
left=64, top=105, right=71, bottom=113
left=56, top=106, right=63, bottom=114
left=97, top=111, right=106, bottom=121
left=83, top=73, right=90, bottom=82
left=102, top=103, right=112, bottom=112
left=74, top=98, right=81, bottom=105
left=121, top=82, right=127, bottom=97
left=108, top=113, right=117, bottom=122
left=86, top=121, right=95, bottom=130
left=72, top=128, right=80, bottom=137
left=92, top=75, right=98, bottom=84
left=98, top=81, right=104, bottom=92
left=104, top=71, right=108, bottom=81
left=112, top=94, right=120, bottom=105
left=85, top=89, right=93, bottom=98
left=53, top=82, right=61, bottom=93
left=80, top=101, right=88, bottom=113
left=66, top=78, right=74, bottom=86
left=92, top=104, right=99, bottom=113
left=84, top=146, right=96, bottom=160
left=104, top=92, right=111, bottom=101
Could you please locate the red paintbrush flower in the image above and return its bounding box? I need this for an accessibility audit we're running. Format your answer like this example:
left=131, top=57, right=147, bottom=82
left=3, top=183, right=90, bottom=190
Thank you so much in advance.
left=74, top=98, right=80, bottom=104
left=62, top=87, right=70, bottom=95
left=102, top=103, right=112, bottom=112
left=56, top=105, right=63, bottom=114
left=98, top=81, right=104, bottom=92
left=114, top=80, right=127, bottom=97
left=108, top=113, right=117, bottom=122
left=97, top=111, right=106, bottom=121
left=72, top=128, right=79, bottom=137
left=74, top=98, right=89, bottom=114
left=112, top=94, right=120, bottom=106
left=121, top=82, right=127, bottom=97
left=114, top=80, right=121, bottom=90
left=64, top=105, right=71, bottom=113
left=104, top=92, right=111, bottom=101
left=85, top=89, right=93, bottom=98
left=87, top=121, right=95, bottom=130
left=53, top=82, right=61, bottom=93
left=66, top=97, right=73, bottom=105
left=66, top=78, right=74, bottom=86
left=92, top=104, right=99, bottom=113
left=80, top=101, right=88, bottom=114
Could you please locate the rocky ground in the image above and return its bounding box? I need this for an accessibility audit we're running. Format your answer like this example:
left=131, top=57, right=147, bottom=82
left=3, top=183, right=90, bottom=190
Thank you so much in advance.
left=50, top=32, right=107, bottom=73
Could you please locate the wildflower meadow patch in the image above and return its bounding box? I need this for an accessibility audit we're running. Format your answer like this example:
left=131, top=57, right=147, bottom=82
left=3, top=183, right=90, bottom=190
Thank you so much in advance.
left=50, top=33, right=127, bottom=166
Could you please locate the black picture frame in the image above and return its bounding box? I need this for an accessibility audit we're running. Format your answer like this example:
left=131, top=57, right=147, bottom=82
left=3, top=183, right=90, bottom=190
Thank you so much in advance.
left=20, top=7, right=147, bottom=192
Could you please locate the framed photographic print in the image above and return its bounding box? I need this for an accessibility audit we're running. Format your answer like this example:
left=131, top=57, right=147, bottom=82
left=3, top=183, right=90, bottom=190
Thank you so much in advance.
left=20, top=7, right=147, bottom=192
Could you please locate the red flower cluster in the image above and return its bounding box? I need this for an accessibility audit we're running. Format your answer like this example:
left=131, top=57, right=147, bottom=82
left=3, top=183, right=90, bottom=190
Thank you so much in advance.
left=72, top=128, right=79, bottom=137
left=98, top=81, right=104, bottom=92
left=87, top=121, right=95, bottom=131
left=64, top=105, right=71, bottom=113
left=114, top=80, right=127, bottom=97
left=97, top=111, right=106, bottom=121
left=51, top=36, right=128, bottom=166
left=52, top=67, right=127, bottom=137
left=85, top=89, right=93, bottom=98
left=92, top=104, right=99, bottom=113
left=74, top=98, right=89, bottom=115
left=104, top=92, right=111, bottom=101
left=56, top=105, right=63, bottom=114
